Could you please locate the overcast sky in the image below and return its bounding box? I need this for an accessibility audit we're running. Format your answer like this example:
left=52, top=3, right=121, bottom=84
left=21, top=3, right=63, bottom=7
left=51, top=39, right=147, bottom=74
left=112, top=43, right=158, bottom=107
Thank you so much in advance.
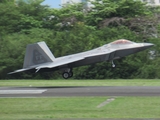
left=41, top=0, right=61, bottom=8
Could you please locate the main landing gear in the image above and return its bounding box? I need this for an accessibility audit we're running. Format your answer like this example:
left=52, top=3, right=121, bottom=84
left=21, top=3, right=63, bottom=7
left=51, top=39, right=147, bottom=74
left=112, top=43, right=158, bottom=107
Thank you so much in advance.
left=62, top=69, right=73, bottom=79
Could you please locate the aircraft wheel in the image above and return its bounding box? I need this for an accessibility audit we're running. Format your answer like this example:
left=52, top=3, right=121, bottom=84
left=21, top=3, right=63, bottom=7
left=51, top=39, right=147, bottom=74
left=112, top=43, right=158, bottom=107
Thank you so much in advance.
left=62, top=72, right=70, bottom=79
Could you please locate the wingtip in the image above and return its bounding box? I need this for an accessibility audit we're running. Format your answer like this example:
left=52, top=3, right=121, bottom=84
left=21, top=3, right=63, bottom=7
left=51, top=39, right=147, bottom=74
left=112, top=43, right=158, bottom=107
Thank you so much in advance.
left=7, top=71, right=17, bottom=75
left=7, top=68, right=26, bottom=75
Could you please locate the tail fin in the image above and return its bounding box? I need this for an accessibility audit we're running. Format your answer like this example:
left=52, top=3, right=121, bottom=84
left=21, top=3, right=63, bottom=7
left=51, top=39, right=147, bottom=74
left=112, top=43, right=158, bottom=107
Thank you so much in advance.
left=23, top=41, right=55, bottom=68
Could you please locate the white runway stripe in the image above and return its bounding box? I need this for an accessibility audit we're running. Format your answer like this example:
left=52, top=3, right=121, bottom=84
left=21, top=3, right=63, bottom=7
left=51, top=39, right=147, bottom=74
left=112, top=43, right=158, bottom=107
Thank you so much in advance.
left=97, top=97, right=116, bottom=108
left=0, top=90, right=47, bottom=94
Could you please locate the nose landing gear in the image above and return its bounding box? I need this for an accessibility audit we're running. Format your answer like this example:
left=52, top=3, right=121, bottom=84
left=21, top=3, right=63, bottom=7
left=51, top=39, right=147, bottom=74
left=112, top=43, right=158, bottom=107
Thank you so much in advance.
left=112, top=60, right=115, bottom=67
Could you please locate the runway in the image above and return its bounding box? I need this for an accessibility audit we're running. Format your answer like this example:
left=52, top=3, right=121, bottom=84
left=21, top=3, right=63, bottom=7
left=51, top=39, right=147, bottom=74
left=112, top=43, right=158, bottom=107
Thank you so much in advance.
left=0, top=86, right=160, bottom=98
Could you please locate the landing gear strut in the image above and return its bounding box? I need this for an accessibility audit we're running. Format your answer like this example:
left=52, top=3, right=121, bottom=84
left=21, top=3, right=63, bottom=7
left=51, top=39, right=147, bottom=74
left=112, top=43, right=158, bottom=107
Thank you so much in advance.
left=112, top=60, right=115, bottom=67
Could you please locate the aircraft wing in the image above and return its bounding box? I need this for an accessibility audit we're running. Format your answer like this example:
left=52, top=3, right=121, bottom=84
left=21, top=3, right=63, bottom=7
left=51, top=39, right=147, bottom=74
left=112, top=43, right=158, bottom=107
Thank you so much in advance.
left=8, top=67, right=34, bottom=74
left=35, top=56, right=85, bottom=72
left=35, top=51, right=115, bottom=71
left=8, top=57, right=85, bottom=74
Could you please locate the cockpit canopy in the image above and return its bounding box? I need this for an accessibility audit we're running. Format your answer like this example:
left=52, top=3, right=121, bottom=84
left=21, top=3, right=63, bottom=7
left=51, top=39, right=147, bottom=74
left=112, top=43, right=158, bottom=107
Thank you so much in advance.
left=110, top=39, right=135, bottom=45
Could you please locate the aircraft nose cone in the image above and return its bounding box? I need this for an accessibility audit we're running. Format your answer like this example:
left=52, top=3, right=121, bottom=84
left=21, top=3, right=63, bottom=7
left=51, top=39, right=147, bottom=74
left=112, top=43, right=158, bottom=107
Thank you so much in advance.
left=143, top=43, right=154, bottom=48
left=138, top=43, right=154, bottom=51
left=144, top=43, right=154, bottom=47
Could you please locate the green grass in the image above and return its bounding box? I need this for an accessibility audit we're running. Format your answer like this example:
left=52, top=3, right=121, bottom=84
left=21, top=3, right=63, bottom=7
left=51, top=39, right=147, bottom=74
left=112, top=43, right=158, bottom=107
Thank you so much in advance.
left=0, top=97, right=160, bottom=119
left=0, top=79, right=160, bottom=87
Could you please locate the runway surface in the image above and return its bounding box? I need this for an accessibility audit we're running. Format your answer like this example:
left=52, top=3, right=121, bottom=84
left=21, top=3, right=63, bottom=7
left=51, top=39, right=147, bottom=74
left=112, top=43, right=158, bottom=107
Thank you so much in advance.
left=0, top=86, right=160, bottom=97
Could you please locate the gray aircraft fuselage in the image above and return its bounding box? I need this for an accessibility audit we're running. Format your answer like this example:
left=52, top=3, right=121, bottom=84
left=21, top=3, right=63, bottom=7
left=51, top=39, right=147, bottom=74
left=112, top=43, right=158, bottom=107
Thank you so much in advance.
left=52, top=40, right=153, bottom=68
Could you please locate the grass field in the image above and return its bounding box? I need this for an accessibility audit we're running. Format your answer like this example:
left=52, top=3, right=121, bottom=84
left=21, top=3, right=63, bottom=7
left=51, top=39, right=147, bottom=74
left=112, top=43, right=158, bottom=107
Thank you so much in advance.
left=0, top=97, right=160, bottom=119
left=0, top=79, right=160, bottom=87
left=0, top=79, right=160, bottom=119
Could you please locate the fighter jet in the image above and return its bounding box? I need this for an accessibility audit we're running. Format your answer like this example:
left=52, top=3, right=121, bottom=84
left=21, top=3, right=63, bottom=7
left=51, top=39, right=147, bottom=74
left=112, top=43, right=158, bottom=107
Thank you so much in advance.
left=8, top=39, right=154, bottom=79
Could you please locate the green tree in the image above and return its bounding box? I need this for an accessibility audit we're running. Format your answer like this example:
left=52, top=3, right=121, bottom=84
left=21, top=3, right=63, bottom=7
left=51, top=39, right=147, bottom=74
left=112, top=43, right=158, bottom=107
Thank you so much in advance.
left=0, top=1, right=21, bottom=34
left=85, top=0, right=150, bottom=27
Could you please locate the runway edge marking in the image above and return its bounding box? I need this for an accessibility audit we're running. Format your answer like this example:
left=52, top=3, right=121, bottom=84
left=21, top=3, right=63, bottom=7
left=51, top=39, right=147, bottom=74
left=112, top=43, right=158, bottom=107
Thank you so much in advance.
left=0, top=90, right=47, bottom=94
left=97, top=97, right=116, bottom=108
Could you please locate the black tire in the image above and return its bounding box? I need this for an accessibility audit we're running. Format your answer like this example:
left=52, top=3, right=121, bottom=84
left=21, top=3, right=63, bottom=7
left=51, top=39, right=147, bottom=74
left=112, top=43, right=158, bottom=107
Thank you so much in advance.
left=62, top=72, right=70, bottom=79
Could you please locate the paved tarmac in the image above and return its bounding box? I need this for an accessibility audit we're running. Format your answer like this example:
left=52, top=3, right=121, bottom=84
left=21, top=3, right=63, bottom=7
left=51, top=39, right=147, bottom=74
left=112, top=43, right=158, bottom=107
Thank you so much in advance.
left=0, top=86, right=160, bottom=98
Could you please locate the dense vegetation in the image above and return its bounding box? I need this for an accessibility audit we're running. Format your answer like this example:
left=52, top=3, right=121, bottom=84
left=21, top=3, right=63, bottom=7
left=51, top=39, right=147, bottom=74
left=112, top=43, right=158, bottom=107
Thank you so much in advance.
left=0, top=0, right=160, bottom=79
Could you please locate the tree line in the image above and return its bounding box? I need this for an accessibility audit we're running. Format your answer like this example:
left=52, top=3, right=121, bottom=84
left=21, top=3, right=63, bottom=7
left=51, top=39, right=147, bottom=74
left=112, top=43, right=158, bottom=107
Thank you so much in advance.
left=0, top=0, right=160, bottom=79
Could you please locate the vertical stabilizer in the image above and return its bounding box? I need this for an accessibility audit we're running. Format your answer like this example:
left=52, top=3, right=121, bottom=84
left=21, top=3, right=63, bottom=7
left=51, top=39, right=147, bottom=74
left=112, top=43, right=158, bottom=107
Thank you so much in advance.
left=23, top=41, right=55, bottom=68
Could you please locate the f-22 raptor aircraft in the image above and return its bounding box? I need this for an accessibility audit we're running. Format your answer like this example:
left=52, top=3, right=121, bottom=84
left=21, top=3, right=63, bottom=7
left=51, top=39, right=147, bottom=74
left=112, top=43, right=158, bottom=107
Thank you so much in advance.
left=8, top=39, right=154, bottom=79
